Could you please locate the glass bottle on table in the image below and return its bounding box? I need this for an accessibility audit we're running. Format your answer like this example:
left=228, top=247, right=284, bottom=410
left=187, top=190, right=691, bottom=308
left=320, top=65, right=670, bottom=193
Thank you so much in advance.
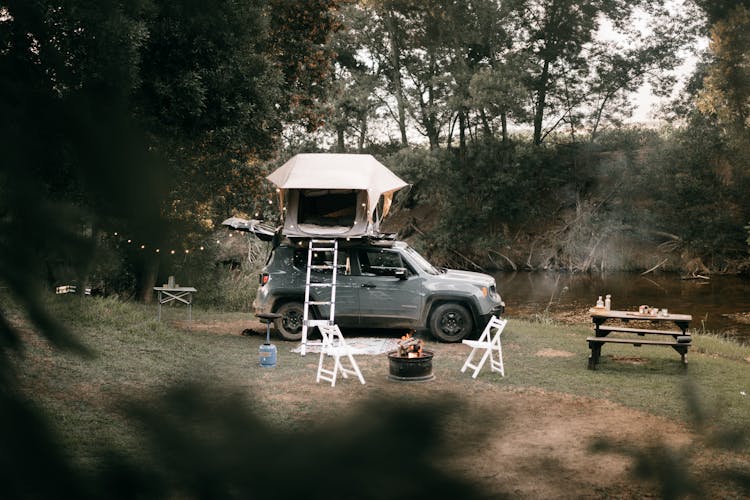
left=605, top=294, right=611, bottom=311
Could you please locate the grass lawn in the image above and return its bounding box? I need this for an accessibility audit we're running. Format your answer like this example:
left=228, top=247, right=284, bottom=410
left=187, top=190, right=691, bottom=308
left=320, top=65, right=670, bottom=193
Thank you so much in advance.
left=5, top=294, right=750, bottom=498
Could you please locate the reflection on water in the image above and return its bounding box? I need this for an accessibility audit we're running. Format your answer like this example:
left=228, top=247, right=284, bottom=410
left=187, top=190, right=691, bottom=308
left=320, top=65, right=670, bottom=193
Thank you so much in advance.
left=495, top=271, right=750, bottom=345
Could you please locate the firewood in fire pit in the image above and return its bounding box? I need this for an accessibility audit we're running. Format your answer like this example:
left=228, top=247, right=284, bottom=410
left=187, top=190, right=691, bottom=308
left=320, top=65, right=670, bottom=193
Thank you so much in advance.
left=397, top=331, right=424, bottom=357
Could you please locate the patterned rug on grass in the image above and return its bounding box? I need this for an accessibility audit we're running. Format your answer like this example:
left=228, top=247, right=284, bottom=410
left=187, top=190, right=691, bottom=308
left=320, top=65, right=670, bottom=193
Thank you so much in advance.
left=290, top=337, right=400, bottom=355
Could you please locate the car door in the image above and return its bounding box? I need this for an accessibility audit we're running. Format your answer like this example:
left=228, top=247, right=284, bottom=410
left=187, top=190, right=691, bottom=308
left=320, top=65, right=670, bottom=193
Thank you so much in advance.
left=301, top=247, right=360, bottom=327
left=352, top=247, right=422, bottom=328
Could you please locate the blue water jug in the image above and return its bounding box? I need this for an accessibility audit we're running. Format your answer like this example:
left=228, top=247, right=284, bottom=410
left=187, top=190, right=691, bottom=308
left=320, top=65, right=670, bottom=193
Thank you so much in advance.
left=259, top=342, right=277, bottom=367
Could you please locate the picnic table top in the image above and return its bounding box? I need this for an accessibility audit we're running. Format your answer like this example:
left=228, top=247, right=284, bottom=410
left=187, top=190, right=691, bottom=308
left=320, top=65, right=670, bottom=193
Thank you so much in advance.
left=589, top=308, right=692, bottom=322
left=153, top=286, right=197, bottom=292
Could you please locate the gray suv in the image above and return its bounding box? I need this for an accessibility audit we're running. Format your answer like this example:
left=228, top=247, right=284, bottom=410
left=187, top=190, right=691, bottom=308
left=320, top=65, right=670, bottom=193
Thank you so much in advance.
left=253, top=240, right=505, bottom=342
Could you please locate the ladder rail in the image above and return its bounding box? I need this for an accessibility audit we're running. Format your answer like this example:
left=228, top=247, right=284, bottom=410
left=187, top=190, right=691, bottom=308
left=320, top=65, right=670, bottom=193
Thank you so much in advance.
left=300, top=239, right=339, bottom=355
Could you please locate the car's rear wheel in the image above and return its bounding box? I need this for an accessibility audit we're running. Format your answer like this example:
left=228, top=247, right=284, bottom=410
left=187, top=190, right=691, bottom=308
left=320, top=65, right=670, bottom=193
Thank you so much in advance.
left=274, top=301, right=305, bottom=341
left=429, top=303, right=473, bottom=342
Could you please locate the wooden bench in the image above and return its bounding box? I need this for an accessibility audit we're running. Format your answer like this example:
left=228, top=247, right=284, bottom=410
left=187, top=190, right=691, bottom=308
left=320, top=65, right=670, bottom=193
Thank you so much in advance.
left=586, top=335, right=691, bottom=369
left=596, top=325, right=684, bottom=337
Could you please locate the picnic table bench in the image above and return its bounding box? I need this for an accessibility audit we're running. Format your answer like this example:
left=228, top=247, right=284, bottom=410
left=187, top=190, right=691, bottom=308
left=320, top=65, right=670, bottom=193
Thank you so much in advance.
left=587, top=309, right=692, bottom=370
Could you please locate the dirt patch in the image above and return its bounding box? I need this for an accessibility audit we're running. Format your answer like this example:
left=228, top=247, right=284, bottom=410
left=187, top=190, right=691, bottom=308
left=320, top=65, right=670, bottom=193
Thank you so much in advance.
left=173, top=319, right=264, bottom=336
left=445, top=389, right=695, bottom=498
left=536, top=348, right=575, bottom=358
left=610, top=355, right=648, bottom=365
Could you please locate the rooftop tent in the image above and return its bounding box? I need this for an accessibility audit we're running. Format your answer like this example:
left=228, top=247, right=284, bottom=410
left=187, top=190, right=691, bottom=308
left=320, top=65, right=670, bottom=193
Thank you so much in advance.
left=267, top=153, right=408, bottom=238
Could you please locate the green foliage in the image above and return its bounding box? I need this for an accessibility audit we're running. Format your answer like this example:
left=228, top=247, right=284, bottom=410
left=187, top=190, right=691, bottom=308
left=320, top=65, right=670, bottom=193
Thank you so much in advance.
left=639, top=119, right=750, bottom=263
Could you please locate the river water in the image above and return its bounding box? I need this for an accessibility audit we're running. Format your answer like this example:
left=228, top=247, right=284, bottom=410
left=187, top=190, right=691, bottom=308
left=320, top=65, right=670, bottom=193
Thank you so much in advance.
left=494, top=271, right=750, bottom=345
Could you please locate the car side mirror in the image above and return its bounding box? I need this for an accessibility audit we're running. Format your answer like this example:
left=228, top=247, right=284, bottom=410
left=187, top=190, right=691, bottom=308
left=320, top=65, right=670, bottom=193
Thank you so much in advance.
left=394, top=268, right=408, bottom=280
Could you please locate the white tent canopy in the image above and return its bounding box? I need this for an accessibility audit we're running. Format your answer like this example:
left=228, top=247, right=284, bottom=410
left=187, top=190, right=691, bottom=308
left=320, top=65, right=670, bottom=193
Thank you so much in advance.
left=265, top=153, right=408, bottom=238
left=267, top=153, right=408, bottom=222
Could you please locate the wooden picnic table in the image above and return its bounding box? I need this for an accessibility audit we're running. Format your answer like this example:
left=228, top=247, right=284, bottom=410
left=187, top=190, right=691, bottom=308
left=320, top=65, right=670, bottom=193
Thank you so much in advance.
left=587, top=308, right=693, bottom=370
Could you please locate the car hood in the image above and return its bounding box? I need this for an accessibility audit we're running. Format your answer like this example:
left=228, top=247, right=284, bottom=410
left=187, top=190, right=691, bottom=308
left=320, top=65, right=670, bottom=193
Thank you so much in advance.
left=440, top=269, right=495, bottom=286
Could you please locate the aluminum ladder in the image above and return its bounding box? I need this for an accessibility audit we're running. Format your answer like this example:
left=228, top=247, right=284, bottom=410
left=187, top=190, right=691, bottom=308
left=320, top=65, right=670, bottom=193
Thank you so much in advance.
left=300, top=238, right=339, bottom=355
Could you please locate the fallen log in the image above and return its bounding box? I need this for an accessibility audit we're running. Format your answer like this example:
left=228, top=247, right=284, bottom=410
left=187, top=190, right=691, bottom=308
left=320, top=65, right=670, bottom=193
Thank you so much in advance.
left=641, top=258, right=668, bottom=276
left=488, top=250, right=517, bottom=271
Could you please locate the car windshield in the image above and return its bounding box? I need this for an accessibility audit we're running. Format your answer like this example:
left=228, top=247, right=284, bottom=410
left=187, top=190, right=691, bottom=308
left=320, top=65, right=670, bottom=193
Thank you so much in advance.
left=403, top=245, right=440, bottom=275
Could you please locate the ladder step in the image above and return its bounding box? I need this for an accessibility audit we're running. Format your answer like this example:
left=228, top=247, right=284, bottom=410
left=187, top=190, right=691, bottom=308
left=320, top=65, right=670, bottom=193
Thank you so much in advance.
left=308, top=283, right=332, bottom=287
left=309, top=265, right=335, bottom=270
left=310, top=246, right=337, bottom=251
left=306, top=319, right=333, bottom=327
left=307, top=301, right=334, bottom=306
left=311, top=239, right=337, bottom=243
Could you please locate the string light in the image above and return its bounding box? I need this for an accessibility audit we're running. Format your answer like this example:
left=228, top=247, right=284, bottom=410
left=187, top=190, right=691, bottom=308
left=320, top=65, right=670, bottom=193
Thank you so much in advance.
left=107, top=227, right=249, bottom=255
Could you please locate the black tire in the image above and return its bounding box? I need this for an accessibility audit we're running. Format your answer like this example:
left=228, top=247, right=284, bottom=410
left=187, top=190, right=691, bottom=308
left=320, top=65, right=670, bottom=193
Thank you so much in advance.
left=274, top=301, right=305, bottom=341
left=429, top=303, right=473, bottom=342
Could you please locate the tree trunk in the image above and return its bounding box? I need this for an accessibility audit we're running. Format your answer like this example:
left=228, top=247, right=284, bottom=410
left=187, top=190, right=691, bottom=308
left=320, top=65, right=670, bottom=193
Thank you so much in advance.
left=357, top=112, right=367, bottom=152
left=424, top=54, right=440, bottom=150
left=336, top=126, right=345, bottom=152
left=458, top=108, right=467, bottom=157
left=533, top=58, right=550, bottom=145
left=138, top=255, right=160, bottom=304
left=385, top=12, right=408, bottom=146
left=589, top=91, right=612, bottom=142
left=501, top=111, right=508, bottom=144
left=480, top=108, right=492, bottom=137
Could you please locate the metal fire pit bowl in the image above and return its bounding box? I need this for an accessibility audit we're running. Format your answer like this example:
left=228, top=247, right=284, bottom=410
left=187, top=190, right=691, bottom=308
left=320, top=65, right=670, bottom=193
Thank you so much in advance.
left=387, top=350, right=435, bottom=382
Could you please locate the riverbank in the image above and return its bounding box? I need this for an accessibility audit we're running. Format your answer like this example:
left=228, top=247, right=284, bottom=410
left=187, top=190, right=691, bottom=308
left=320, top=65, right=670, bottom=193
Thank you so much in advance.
left=6, top=296, right=750, bottom=498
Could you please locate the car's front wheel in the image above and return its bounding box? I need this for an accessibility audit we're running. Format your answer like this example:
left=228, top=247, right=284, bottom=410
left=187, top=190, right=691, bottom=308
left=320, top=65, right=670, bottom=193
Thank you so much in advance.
left=274, top=301, right=305, bottom=341
left=429, top=303, right=474, bottom=342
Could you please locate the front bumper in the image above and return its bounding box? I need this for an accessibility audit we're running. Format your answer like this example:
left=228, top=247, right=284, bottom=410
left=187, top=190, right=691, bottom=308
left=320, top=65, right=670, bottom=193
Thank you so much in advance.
left=479, top=303, right=506, bottom=326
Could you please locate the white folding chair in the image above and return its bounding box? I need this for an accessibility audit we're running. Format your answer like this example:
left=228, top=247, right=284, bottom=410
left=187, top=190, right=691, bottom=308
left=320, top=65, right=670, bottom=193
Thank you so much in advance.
left=316, top=324, right=366, bottom=387
left=461, top=316, right=507, bottom=378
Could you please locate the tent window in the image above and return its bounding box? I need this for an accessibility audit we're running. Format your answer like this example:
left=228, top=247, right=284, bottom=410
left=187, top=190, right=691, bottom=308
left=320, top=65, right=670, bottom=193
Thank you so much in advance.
left=298, top=190, right=357, bottom=227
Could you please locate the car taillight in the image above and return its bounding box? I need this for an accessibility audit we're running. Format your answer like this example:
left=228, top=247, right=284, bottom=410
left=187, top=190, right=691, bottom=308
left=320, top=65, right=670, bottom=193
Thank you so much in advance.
left=259, top=273, right=269, bottom=285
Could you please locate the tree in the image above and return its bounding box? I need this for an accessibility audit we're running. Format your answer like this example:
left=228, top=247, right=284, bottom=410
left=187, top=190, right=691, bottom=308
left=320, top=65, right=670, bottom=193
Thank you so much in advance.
left=695, top=4, right=750, bottom=133
left=509, top=0, right=697, bottom=145
left=321, top=7, right=382, bottom=152
left=0, top=0, right=345, bottom=315
left=0, top=0, right=169, bottom=332
left=267, top=0, right=346, bottom=131
left=356, top=0, right=414, bottom=146
left=469, top=62, right=529, bottom=144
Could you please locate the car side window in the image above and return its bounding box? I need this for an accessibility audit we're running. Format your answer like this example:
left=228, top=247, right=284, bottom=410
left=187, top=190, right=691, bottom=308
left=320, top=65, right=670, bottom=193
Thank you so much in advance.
left=293, top=249, right=350, bottom=275
left=358, top=249, right=411, bottom=277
